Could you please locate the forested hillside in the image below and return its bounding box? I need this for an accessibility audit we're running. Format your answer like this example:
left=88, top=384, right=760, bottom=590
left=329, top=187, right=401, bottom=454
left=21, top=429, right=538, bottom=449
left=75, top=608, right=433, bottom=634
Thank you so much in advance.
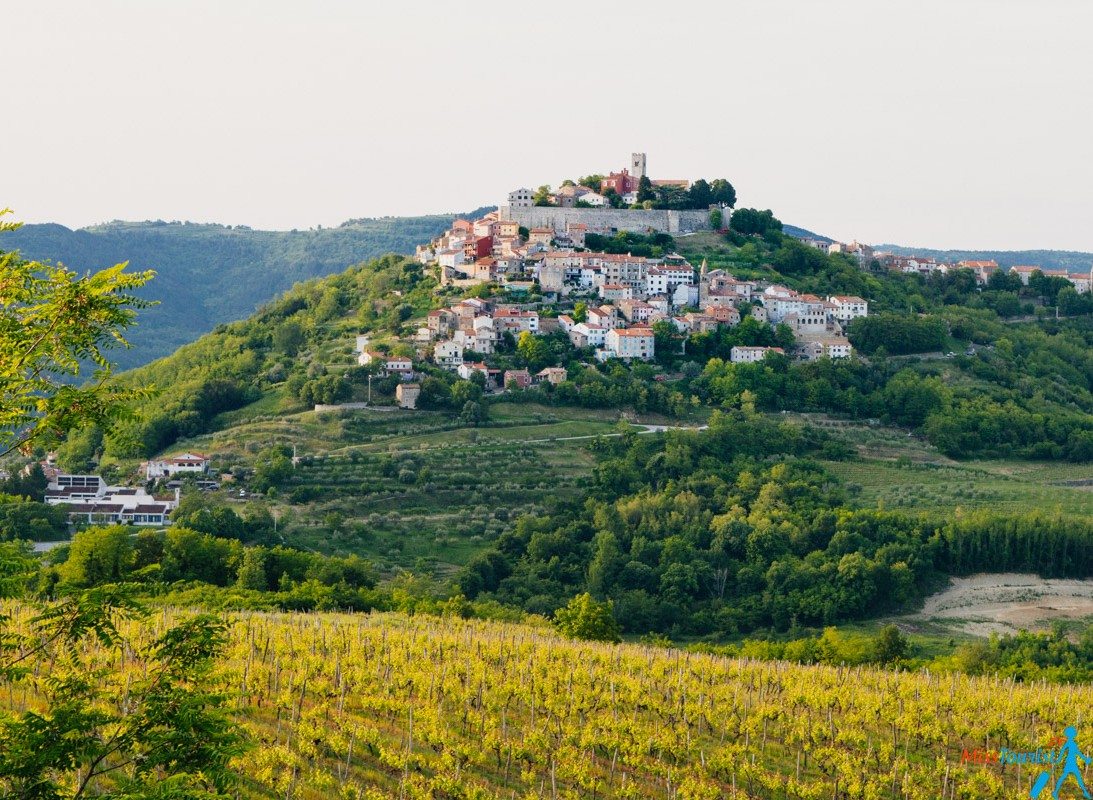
left=0, top=212, right=488, bottom=368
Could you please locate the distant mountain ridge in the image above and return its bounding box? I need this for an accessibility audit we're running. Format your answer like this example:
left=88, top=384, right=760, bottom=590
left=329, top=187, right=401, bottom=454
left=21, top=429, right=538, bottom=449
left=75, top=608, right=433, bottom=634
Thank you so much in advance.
left=0, top=211, right=491, bottom=369
left=874, top=243, right=1093, bottom=272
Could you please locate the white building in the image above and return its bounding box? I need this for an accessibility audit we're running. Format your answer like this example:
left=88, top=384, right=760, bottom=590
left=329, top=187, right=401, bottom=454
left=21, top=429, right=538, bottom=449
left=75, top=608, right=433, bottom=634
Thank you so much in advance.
left=507, top=188, right=533, bottom=209
left=587, top=306, right=618, bottom=329
left=493, top=309, right=540, bottom=334
left=569, top=322, right=608, bottom=348
left=433, top=340, right=463, bottom=369
left=604, top=327, right=655, bottom=361
left=825, top=339, right=853, bottom=358
left=437, top=249, right=465, bottom=269
left=730, top=346, right=785, bottom=364
left=673, top=283, right=699, bottom=307
left=827, top=295, right=869, bottom=323
left=45, top=474, right=177, bottom=526
left=457, top=362, right=488, bottom=381
left=143, top=453, right=209, bottom=480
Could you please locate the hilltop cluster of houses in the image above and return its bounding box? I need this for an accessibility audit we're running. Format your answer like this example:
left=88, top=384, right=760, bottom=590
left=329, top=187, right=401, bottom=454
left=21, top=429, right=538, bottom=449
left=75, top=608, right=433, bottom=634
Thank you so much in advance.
left=878, top=255, right=1092, bottom=291
left=416, top=212, right=547, bottom=288
left=396, top=210, right=872, bottom=384
left=505, top=153, right=692, bottom=211
left=796, top=238, right=1092, bottom=294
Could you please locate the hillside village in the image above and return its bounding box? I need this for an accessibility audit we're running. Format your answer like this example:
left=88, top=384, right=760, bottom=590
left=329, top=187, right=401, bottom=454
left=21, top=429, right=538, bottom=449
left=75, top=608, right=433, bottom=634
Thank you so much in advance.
left=25, top=155, right=1093, bottom=528
left=364, top=154, right=871, bottom=407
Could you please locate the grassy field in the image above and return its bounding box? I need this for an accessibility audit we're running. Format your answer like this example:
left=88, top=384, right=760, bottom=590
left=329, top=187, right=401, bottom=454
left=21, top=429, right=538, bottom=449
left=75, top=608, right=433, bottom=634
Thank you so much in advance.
left=773, top=411, right=1093, bottom=518
left=823, top=457, right=1093, bottom=518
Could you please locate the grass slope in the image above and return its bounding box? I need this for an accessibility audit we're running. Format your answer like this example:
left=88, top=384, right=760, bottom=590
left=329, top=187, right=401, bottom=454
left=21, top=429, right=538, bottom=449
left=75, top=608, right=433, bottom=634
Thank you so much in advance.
left=163, top=401, right=627, bottom=572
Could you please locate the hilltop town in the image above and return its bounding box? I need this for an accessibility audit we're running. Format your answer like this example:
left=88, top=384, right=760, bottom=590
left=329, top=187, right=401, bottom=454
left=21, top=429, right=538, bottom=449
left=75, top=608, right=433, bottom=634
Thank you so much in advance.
left=16, top=154, right=1093, bottom=531
left=383, top=154, right=869, bottom=403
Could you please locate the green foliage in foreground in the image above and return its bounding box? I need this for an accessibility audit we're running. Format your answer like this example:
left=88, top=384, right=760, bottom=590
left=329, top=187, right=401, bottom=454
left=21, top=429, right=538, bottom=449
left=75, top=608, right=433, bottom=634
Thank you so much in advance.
left=0, top=541, right=242, bottom=799
left=0, top=210, right=154, bottom=458
left=553, top=592, right=621, bottom=643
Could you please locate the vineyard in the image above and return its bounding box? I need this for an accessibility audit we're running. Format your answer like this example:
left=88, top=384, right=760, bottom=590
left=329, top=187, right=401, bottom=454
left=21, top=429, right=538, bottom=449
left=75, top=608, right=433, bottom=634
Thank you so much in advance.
left=7, top=605, right=1090, bottom=799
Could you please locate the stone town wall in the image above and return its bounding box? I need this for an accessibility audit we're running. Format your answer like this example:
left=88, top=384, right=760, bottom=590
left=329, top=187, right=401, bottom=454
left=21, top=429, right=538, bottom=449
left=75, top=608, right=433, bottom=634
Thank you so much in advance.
left=502, top=206, right=714, bottom=235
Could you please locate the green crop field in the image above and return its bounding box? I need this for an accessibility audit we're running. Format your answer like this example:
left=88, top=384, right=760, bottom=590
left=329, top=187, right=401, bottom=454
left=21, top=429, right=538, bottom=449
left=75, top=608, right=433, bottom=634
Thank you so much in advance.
left=824, top=457, right=1093, bottom=518
left=156, top=402, right=644, bottom=574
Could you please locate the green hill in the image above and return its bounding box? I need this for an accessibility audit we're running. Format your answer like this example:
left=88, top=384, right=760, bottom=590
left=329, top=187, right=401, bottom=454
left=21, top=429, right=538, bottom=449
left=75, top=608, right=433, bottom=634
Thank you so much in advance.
left=23, top=222, right=1086, bottom=617
left=0, top=212, right=489, bottom=369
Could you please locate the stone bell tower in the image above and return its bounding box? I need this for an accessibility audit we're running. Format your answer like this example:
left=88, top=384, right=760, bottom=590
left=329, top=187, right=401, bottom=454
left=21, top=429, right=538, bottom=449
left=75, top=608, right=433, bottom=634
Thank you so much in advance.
left=631, top=152, right=647, bottom=180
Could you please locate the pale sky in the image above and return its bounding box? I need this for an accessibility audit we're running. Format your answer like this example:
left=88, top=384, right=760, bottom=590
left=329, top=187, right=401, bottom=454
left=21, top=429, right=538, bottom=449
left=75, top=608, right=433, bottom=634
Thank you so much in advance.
left=6, top=0, right=1093, bottom=250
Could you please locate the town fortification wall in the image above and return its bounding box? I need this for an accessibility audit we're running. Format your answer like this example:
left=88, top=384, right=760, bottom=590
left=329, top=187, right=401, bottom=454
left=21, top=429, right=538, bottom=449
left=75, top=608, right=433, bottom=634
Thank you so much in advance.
left=502, top=206, right=713, bottom=235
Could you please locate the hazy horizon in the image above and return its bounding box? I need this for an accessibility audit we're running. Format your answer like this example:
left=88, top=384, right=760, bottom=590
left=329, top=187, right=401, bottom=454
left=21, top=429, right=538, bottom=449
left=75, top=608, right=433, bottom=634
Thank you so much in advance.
left=7, top=0, right=1093, bottom=252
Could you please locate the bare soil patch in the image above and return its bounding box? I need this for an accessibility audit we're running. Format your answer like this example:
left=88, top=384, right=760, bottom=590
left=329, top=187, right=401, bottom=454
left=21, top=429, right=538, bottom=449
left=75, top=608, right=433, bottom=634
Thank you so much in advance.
left=915, top=573, right=1093, bottom=636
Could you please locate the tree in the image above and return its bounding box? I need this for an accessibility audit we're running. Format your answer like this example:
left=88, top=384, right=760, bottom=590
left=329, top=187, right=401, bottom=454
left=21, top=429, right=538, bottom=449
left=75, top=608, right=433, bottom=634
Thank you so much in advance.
left=651, top=320, right=678, bottom=362
left=709, top=208, right=723, bottom=230
left=1057, top=286, right=1089, bottom=316
left=0, top=210, right=154, bottom=457
left=532, top=185, right=554, bottom=206
left=873, top=624, right=909, bottom=663
left=517, top=330, right=551, bottom=370
left=636, top=175, right=655, bottom=204
left=0, top=212, right=246, bottom=796
left=578, top=175, right=606, bottom=192
left=272, top=318, right=307, bottom=355
left=688, top=179, right=712, bottom=208
left=709, top=178, right=737, bottom=207
left=553, top=592, right=622, bottom=643
left=572, top=302, right=588, bottom=323
left=62, top=525, right=135, bottom=587
left=236, top=547, right=268, bottom=590
left=450, top=379, right=483, bottom=407
left=0, top=494, right=68, bottom=542
left=459, top=400, right=487, bottom=427
left=729, top=208, right=782, bottom=237
left=0, top=595, right=242, bottom=798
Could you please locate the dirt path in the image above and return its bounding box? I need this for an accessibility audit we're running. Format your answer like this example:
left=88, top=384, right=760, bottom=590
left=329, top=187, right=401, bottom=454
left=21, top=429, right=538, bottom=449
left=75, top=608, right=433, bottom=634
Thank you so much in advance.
left=914, top=573, right=1093, bottom=636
